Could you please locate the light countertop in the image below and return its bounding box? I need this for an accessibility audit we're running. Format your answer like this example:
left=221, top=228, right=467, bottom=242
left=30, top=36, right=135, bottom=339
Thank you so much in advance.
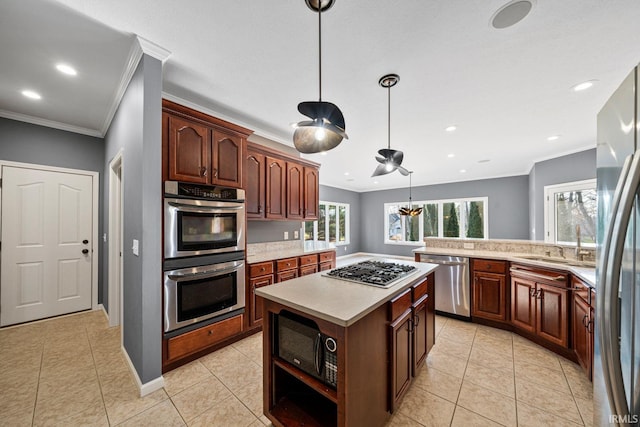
left=255, top=259, right=438, bottom=327
left=246, top=241, right=336, bottom=264
left=413, top=247, right=596, bottom=287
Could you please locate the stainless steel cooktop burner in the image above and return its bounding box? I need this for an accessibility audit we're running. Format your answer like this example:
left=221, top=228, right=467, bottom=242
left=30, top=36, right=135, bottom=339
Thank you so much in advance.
left=324, top=260, right=418, bottom=287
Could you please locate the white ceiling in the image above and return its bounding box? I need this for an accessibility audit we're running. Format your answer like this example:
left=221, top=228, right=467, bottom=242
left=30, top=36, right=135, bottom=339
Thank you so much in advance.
left=3, top=1, right=640, bottom=192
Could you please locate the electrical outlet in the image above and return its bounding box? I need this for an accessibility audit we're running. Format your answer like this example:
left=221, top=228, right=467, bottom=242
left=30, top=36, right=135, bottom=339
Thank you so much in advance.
left=463, top=242, right=474, bottom=249
left=294, top=230, right=299, bottom=239
left=284, top=231, right=289, bottom=240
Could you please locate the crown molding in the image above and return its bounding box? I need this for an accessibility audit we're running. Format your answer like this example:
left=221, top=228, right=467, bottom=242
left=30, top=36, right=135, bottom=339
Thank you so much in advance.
left=137, top=36, right=171, bottom=62
left=0, top=109, right=102, bottom=138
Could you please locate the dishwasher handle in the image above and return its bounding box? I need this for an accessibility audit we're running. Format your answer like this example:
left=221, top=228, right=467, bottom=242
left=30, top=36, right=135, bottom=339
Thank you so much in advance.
left=420, top=258, right=468, bottom=266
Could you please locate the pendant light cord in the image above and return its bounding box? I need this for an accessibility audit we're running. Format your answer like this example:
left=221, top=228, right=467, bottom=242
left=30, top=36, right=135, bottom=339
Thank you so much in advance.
left=318, top=5, right=322, bottom=102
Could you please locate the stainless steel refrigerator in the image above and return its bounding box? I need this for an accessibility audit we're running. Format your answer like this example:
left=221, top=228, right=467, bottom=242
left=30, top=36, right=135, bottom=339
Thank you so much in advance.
left=595, top=65, right=640, bottom=426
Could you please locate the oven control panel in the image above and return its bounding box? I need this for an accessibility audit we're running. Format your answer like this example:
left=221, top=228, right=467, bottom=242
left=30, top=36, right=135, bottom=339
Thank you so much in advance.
left=165, top=181, right=245, bottom=201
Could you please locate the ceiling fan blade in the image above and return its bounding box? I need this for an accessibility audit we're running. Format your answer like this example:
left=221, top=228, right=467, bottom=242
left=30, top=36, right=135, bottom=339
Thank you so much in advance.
left=397, top=166, right=410, bottom=176
left=297, top=101, right=346, bottom=130
left=375, top=155, right=388, bottom=164
left=377, top=148, right=399, bottom=159
left=371, top=163, right=394, bottom=177
left=391, top=150, right=404, bottom=165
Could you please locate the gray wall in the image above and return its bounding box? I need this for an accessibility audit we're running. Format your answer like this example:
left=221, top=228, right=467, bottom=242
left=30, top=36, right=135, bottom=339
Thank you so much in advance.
left=360, top=175, right=530, bottom=257
left=320, top=185, right=361, bottom=256
left=0, top=117, right=106, bottom=302
left=103, top=53, right=162, bottom=384
left=528, top=149, right=596, bottom=240
left=247, top=221, right=303, bottom=244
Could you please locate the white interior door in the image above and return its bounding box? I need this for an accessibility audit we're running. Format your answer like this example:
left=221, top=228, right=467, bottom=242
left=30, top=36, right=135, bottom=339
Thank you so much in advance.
left=1, top=165, right=93, bottom=326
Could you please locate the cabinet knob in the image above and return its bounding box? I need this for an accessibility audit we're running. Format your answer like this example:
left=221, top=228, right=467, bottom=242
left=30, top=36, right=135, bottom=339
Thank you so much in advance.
left=82, top=249, right=89, bottom=254
left=208, top=330, right=213, bottom=336
left=261, top=267, right=265, bottom=271
left=258, top=205, right=263, bottom=213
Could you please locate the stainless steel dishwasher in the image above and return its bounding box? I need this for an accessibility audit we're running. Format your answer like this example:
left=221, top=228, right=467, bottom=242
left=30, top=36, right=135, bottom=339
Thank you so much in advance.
left=419, top=254, right=470, bottom=319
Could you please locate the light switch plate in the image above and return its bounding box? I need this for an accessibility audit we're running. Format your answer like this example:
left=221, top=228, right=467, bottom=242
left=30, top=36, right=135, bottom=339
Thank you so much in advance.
left=294, top=230, right=299, bottom=239
left=463, top=242, right=474, bottom=249
left=132, top=239, right=139, bottom=256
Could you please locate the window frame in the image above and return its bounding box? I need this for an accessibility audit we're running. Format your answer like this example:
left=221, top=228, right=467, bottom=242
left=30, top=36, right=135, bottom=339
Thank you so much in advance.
left=304, top=201, right=350, bottom=246
left=384, top=196, right=489, bottom=245
left=543, top=178, right=596, bottom=246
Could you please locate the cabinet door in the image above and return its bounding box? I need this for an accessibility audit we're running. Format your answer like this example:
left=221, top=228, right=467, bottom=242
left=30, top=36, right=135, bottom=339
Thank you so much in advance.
left=245, top=150, right=265, bottom=218
left=536, top=283, right=569, bottom=347
left=390, top=309, right=413, bottom=413
left=276, top=269, right=298, bottom=282
left=211, top=129, right=243, bottom=188
left=287, top=162, right=304, bottom=219
left=265, top=156, right=286, bottom=219
left=304, top=167, right=320, bottom=219
left=573, top=294, right=591, bottom=375
left=168, top=115, right=209, bottom=183
left=511, top=276, right=536, bottom=333
left=472, top=272, right=507, bottom=321
left=412, top=295, right=428, bottom=376
left=249, top=274, right=273, bottom=328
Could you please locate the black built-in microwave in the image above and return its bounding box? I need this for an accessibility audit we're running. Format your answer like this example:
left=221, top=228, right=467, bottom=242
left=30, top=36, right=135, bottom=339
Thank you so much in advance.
left=275, top=311, right=338, bottom=388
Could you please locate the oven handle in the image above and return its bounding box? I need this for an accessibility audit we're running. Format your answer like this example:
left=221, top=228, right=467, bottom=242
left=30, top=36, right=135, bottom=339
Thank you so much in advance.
left=167, top=263, right=244, bottom=281
left=168, top=201, right=244, bottom=212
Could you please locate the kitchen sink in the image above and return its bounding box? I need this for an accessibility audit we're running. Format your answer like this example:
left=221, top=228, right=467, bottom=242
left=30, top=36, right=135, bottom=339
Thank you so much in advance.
left=515, top=255, right=595, bottom=268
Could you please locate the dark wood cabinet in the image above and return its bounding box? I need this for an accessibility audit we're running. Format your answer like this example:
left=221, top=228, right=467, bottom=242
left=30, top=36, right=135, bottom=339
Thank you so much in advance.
left=572, top=276, right=594, bottom=379
left=247, top=261, right=275, bottom=329
left=245, top=149, right=265, bottom=218
left=510, top=265, right=569, bottom=348
left=166, top=114, right=210, bottom=184
left=390, top=307, right=413, bottom=412
left=472, top=259, right=508, bottom=322
left=318, top=251, right=336, bottom=270
left=276, top=257, right=299, bottom=282
left=412, top=294, right=428, bottom=375
left=162, top=100, right=251, bottom=188
left=287, top=162, right=304, bottom=219
left=244, top=141, right=320, bottom=221
left=304, top=167, right=320, bottom=220
left=265, top=156, right=286, bottom=219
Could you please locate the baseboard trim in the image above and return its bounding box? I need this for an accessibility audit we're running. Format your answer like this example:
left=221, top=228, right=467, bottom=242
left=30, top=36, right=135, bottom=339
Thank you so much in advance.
left=97, top=304, right=108, bottom=321
left=121, top=346, right=165, bottom=397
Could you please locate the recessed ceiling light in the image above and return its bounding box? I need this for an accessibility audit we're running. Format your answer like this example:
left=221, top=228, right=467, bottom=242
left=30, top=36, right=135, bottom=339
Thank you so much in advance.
left=547, top=135, right=560, bottom=141
left=344, top=172, right=349, bottom=176
left=447, top=153, right=455, bottom=158
left=491, top=0, right=534, bottom=29
left=21, top=90, right=41, bottom=100
left=445, top=125, right=457, bottom=132
left=373, top=181, right=379, bottom=184
left=56, top=63, right=77, bottom=76
left=460, top=169, right=467, bottom=173
left=478, top=159, right=491, bottom=163
left=320, top=151, right=328, bottom=156
left=572, top=80, right=597, bottom=92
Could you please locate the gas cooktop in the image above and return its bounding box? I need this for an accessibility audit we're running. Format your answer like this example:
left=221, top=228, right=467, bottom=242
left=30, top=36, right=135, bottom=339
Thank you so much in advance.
left=324, top=260, right=418, bottom=288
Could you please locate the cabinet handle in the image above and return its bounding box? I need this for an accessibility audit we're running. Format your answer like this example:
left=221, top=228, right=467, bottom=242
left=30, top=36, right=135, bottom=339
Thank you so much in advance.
left=258, top=205, right=263, bottom=213
left=582, top=314, right=589, bottom=328
left=407, top=319, right=414, bottom=333
left=413, top=314, right=420, bottom=327
left=200, top=166, right=207, bottom=177
left=529, top=288, right=536, bottom=297
left=587, top=319, right=594, bottom=334
left=536, top=289, right=543, bottom=299
left=213, top=168, right=218, bottom=178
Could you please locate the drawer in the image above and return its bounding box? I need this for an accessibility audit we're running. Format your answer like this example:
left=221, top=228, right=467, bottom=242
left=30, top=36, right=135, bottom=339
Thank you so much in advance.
left=300, top=264, right=318, bottom=276
left=277, top=269, right=298, bottom=282
left=412, top=279, right=428, bottom=300
left=276, top=257, right=299, bottom=271
left=299, top=254, right=318, bottom=266
left=318, top=262, right=333, bottom=272
left=318, top=251, right=335, bottom=263
left=473, top=259, right=506, bottom=274
left=389, top=288, right=412, bottom=321
left=166, top=315, right=243, bottom=363
left=249, top=261, right=274, bottom=277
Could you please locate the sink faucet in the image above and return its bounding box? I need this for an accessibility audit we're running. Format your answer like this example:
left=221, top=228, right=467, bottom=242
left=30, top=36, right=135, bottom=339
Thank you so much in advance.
left=575, top=225, right=590, bottom=261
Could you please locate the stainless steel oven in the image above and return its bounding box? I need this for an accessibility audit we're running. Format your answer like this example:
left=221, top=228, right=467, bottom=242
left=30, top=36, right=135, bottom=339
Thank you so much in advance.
left=164, top=181, right=245, bottom=259
left=163, top=256, right=246, bottom=333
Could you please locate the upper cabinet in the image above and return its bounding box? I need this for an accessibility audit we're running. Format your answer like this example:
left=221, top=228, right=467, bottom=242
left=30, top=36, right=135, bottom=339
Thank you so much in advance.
left=245, top=141, right=320, bottom=221
left=162, top=99, right=252, bottom=189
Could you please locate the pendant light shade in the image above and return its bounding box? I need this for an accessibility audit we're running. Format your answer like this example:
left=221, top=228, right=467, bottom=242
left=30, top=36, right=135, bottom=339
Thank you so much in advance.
left=293, top=0, right=348, bottom=154
left=399, top=172, right=423, bottom=216
left=372, top=74, right=407, bottom=177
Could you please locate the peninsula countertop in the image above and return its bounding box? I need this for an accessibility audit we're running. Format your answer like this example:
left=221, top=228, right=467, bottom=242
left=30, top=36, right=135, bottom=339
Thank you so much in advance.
left=413, top=247, right=596, bottom=287
left=255, top=259, right=438, bottom=327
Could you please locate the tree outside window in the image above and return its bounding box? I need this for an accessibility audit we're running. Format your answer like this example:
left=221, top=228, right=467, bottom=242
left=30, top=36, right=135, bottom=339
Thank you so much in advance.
left=304, top=201, right=350, bottom=245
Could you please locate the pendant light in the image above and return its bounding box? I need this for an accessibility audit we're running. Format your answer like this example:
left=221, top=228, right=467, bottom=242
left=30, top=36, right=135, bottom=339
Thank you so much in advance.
left=399, top=172, right=423, bottom=216
left=372, top=73, right=409, bottom=177
left=293, top=0, right=348, bottom=154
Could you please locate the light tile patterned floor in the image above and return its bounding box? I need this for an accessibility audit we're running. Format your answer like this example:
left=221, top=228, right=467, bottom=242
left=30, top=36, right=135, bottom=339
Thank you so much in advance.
left=0, top=310, right=593, bottom=426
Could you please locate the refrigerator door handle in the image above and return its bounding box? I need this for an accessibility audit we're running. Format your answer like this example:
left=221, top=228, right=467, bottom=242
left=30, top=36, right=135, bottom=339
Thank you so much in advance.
left=599, top=151, right=638, bottom=422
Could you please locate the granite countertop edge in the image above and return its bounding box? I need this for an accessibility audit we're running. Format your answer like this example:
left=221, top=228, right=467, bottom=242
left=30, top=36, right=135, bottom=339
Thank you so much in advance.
left=247, top=246, right=337, bottom=264
left=255, top=261, right=438, bottom=327
left=413, top=247, right=596, bottom=288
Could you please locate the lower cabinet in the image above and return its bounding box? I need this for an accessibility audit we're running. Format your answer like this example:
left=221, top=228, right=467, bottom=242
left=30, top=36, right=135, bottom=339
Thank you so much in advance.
left=276, top=257, right=299, bottom=282
left=510, top=265, right=569, bottom=348
left=572, top=276, right=594, bottom=379
left=471, top=259, right=508, bottom=322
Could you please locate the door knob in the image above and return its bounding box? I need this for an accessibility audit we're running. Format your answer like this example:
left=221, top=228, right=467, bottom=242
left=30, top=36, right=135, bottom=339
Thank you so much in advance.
left=82, top=249, right=89, bottom=254
left=83, top=239, right=89, bottom=244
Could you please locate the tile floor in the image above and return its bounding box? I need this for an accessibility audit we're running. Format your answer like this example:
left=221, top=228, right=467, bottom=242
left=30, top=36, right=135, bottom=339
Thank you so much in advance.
left=0, top=310, right=593, bottom=426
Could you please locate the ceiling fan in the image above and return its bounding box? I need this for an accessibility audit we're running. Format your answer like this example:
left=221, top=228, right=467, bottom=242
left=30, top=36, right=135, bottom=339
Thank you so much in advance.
left=372, top=73, right=409, bottom=177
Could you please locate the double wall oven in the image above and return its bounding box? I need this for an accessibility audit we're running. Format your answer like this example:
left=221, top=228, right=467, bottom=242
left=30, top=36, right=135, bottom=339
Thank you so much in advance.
left=163, top=181, right=246, bottom=334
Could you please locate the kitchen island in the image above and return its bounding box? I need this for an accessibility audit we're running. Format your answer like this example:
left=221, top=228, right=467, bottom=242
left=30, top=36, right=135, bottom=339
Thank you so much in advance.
left=256, top=259, right=438, bottom=427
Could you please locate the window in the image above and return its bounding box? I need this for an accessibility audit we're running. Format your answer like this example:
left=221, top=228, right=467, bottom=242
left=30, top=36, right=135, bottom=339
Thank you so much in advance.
left=305, top=201, right=350, bottom=245
left=544, top=179, right=596, bottom=246
left=384, top=197, right=488, bottom=245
